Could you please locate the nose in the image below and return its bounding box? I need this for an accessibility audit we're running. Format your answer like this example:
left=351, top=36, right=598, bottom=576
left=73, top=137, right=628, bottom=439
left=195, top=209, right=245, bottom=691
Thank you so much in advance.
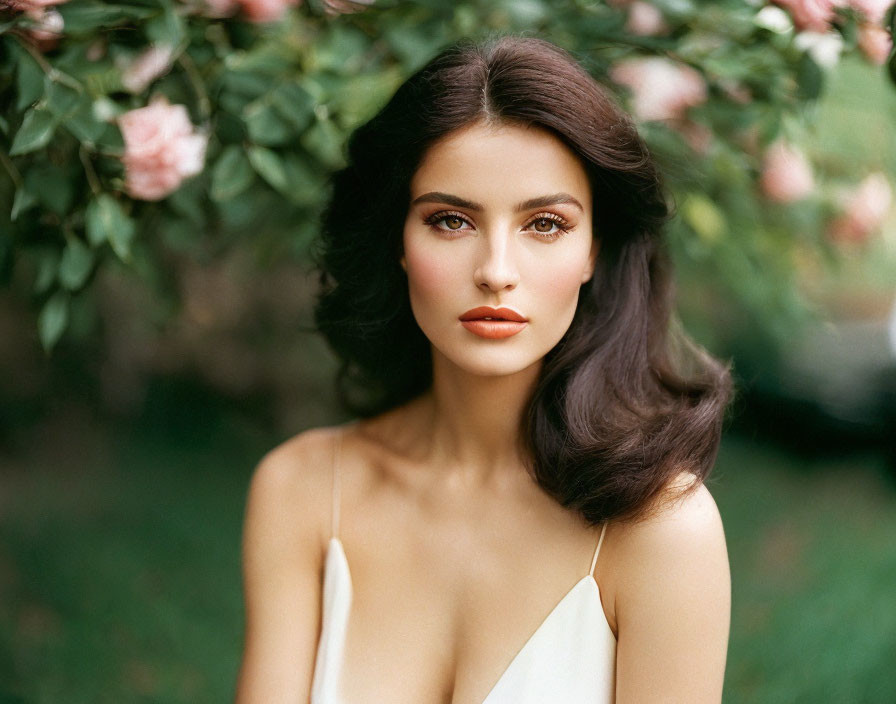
left=473, top=229, right=520, bottom=293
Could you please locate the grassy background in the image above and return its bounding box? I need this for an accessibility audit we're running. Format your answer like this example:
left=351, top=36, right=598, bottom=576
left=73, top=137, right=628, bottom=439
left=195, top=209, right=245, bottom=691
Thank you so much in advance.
left=2, top=382, right=895, bottom=703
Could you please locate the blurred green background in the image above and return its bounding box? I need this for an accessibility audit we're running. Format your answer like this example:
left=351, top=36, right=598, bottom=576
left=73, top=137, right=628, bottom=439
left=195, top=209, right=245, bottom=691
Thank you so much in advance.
left=2, top=0, right=896, bottom=702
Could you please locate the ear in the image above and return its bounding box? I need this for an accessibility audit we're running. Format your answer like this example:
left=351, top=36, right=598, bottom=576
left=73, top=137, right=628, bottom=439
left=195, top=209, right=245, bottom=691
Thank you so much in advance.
left=400, top=254, right=407, bottom=271
left=581, top=238, right=599, bottom=283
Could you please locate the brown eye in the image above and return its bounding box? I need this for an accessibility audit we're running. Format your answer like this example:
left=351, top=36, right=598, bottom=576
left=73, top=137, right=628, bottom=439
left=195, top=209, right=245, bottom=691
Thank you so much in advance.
left=445, top=216, right=464, bottom=230
left=533, top=218, right=555, bottom=233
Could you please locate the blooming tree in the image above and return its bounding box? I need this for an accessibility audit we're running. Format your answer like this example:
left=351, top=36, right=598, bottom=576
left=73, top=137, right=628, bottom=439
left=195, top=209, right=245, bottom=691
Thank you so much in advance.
left=0, top=0, right=894, bottom=357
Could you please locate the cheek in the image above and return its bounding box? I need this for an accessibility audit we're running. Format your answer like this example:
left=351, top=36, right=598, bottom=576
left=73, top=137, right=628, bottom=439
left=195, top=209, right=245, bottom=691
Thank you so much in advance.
left=525, top=249, right=591, bottom=304
left=403, top=239, right=459, bottom=310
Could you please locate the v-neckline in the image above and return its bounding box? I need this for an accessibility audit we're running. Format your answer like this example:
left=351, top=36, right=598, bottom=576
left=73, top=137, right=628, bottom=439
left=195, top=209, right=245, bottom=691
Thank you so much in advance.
left=324, top=536, right=607, bottom=703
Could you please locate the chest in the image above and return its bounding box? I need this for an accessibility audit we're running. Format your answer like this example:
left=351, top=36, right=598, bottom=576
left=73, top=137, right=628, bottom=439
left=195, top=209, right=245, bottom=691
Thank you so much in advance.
left=312, top=448, right=617, bottom=702
left=311, top=535, right=616, bottom=704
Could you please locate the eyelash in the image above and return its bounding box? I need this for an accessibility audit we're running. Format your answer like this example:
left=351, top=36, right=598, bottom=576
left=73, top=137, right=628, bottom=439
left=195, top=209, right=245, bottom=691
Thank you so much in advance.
left=422, top=210, right=572, bottom=241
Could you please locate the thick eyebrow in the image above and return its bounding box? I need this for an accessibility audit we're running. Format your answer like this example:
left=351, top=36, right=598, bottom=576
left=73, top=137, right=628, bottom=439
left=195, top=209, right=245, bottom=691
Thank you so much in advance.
left=411, top=191, right=584, bottom=213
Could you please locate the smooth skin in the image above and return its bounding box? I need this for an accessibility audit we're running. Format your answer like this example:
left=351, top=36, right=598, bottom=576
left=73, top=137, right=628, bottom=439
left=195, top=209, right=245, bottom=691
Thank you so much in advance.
left=235, top=121, right=730, bottom=703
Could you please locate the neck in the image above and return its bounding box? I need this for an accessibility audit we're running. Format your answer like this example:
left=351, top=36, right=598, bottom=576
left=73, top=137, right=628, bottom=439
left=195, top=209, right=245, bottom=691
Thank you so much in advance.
left=415, top=348, right=542, bottom=487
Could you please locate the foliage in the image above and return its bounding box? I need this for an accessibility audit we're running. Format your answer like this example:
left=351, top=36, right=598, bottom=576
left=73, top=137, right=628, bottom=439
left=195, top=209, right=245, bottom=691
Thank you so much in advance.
left=0, top=0, right=894, bottom=355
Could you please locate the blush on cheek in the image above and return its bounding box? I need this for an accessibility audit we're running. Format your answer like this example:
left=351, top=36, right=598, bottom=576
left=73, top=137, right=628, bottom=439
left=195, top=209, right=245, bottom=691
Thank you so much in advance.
left=526, top=254, right=590, bottom=301
left=404, top=244, right=457, bottom=300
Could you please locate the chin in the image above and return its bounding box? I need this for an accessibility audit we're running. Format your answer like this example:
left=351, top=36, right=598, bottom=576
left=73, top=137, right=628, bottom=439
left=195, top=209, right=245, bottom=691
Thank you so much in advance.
left=433, top=341, right=549, bottom=379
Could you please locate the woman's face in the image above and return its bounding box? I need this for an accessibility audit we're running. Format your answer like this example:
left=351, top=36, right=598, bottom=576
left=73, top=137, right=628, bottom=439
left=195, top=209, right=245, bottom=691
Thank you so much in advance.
left=401, top=120, right=597, bottom=378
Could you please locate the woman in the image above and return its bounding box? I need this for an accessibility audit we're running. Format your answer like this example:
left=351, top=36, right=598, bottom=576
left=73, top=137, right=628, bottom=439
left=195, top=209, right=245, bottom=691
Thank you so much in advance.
left=236, top=35, right=733, bottom=704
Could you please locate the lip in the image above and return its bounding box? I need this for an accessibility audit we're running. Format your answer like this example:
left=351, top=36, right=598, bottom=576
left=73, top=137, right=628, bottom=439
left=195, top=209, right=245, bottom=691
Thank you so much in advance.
left=458, top=306, right=528, bottom=322
left=458, top=306, right=528, bottom=340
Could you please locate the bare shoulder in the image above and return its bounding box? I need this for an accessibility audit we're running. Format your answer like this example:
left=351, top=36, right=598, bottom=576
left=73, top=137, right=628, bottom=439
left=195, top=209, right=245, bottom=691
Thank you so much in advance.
left=609, top=472, right=731, bottom=703
left=236, top=424, right=350, bottom=702
left=609, top=473, right=729, bottom=606
left=245, top=425, right=350, bottom=556
left=614, top=473, right=727, bottom=556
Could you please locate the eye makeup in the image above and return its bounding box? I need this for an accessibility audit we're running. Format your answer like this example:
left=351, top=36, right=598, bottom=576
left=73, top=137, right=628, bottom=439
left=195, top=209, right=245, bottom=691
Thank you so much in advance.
left=421, top=210, right=573, bottom=241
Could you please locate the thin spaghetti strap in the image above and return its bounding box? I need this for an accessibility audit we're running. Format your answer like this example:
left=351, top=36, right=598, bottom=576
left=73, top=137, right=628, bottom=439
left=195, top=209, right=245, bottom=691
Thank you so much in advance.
left=588, top=522, right=609, bottom=577
left=330, top=428, right=344, bottom=541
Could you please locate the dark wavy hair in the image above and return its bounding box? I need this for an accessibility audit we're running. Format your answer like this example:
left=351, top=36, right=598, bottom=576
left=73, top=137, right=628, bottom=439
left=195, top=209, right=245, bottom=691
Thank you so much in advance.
left=312, top=34, right=734, bottom=525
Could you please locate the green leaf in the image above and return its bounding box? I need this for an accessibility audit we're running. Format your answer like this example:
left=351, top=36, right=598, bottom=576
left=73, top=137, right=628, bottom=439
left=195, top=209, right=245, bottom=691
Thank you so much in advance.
left=167, top=180, right=205, bottom=225
left=56, top=2, right=156, bottom=33
left=282, top=153, right=321, bottom=206
left=796, top=53, right=823, bottom=101
left=59, top=239, right=95, bottom=290
left=211, top=146, right=255, bottom=201
left=10, top=107, right=57, bottom=156
left=682, top=193, right=726, bottom=243
left=270, top=82, right=314, bottom=132
left=244, top=103, right=294, bottom=146
left=45, top=80, right=82, bottom=120
left=222, top=71, right=271, bottom=101
left=247, top=146, right=289, bottom=194
left=25, top=164, right=74, bottom=215
left=86, top=194, right=136, bottom=260
left=300, top=118, right=345, bottom=170
left=33, top=248, right=60, bottom=295
left=145, top=1, right=186, bottom=46
left=64, top=97, right=106, bottom=144
left=15, top=49, right=45, bottom=112
left=38, top=290, right=69, bottom=353
left=0, top=115, right=8, bottom=136
left=11, top=187, right=38, bottom=221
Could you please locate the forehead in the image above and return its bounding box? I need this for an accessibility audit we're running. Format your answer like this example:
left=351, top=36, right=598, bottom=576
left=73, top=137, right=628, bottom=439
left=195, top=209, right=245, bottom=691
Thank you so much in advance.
left=410, top=121, right=592, bottom=208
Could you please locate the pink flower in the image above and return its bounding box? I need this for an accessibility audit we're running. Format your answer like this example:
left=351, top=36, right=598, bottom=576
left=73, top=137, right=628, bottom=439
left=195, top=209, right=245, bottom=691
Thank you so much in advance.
left=117, top=96, right=208, bottom=201
left=237, top=0, right=299, bottom=23
left=677, top=120, right=714, bottom=156
left=625, top=1, right=669, bottom=36
left=7, top=0, right=66, bottom=49
left=828, top=172, right=893, bottom=243
left=609, top=57, right=707, bottom=122
left=793, top=30, right=845, bottom=67
left=119, top=45, right=176, bottom=94
left=771, top=0, right=846, bottom=32
left=857, top=23, right=893, bottom=64
left=27, top=6, right=63, bottom=48
left=847, top=0, right=894, bottom=24
left=759, top=140, right=815, bottom=202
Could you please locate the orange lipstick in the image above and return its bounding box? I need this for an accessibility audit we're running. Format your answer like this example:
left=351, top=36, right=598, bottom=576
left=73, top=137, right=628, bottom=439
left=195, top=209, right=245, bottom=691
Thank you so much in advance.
left=459, top=306, right=528, bottom=339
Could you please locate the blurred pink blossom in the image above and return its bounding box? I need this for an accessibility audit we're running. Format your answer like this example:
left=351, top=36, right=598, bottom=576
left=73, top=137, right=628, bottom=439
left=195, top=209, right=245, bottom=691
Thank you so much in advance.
left=857, top=23, right=893, bottom=63
left=828, top=172, right=893, bottom=243
left=6, top=0, right=66, bottom=48
left=720, top=79, right=753, bottom=105
left=27, top=6, right=63, bottom=48
left=847, top=0, right=894, bottom=23
left=117, top=96, right=208, bottom=201
left=626, top=2, right=669, bottom=35
left=793, top=30, right=845, bottom=67
left=677, top=120, right=714, bottom=156
left=120, top=45, right=176, bottom=94
left=238, top=0, right=299, bottom=23
left=86, top=40, right=105, bottom=61
left=609, top=57, right=707, bottom=122
left=759, top=140, right=815, bottom=203
left=771, top=0, right=846, bottom=32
